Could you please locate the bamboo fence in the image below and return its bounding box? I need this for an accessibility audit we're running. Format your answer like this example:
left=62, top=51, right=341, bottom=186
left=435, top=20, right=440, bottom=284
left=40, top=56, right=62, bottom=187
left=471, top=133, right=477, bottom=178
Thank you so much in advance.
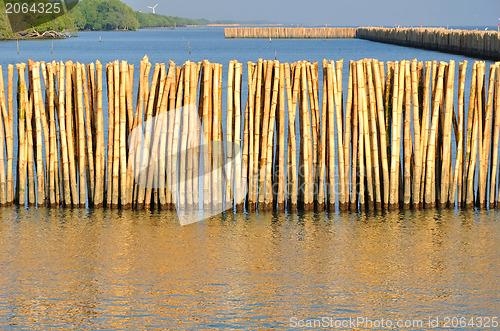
left=0, top=58, right=499, bottom=212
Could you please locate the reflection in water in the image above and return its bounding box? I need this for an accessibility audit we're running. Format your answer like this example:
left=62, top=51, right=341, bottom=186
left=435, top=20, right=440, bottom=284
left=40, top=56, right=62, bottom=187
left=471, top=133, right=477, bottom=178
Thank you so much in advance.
left=0, top=207, right=498, bottom=329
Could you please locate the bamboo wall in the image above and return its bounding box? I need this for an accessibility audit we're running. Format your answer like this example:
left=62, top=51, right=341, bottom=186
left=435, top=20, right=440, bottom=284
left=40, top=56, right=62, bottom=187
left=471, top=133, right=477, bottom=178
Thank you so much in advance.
left=0, top=57, right=499, bottom=212
left=357, top=27, right=500, bottom=61
left=224, top=27, right=357, bottom=39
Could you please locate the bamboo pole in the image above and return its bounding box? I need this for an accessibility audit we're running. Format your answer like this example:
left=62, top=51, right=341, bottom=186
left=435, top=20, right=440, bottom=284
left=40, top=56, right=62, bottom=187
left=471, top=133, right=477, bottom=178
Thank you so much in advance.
left=372, top=60, right=389, bottom=209
left=331, top=61, right=347, bottom=210
left=410, top=59, right=422, bottom=208
left=234, top=62, right=244, bottom=210
left=317, top=60, right=328, bottom=210
left=403, top=61, right=412, bottom=209
left=32, top=63, right=46, bottom=207
left=93, top=61, right=104, bottom=207
left=365, top=60, right=382, bottom=209
left=450, top=61, right=467, bottom=207
left=482, top=63, right=496, bottom=207
left=494, top=64, right=500, bottom=207
left=476, top=62, right=485, bottom=207
left=257, top=60, right=273, bottom=208
left=26, top=62, right=36, bottom=206
left=81, top=64, right=95, bottom=207
left=46, top=64, right=57, bottom=206
left=389, top=61, right=400, bottom=209
left=425, top=62, right=445, bottom=207
left=75, top=63, right=87, bottom=207
left=0, top=67, right=6, bottom=206
left=251, top=59, right=263, bottom=210
left=464, top=62, right=478, bottom=207
left=350, top=61, right=359, bottom=210
left=15, top=64, right=26, bottom=205
left=344, top=62, right=353, bottom=207
left=439, top=61, right=455, bottom=208
left=226, top=60, right=235, bottom=209
left=263, top=60, right=279, bottom=210
left=286, top=63, right=299, bottom=210
left=276, top=62, right=286, bottom=210
left=6, top=65, right=14, bottom=205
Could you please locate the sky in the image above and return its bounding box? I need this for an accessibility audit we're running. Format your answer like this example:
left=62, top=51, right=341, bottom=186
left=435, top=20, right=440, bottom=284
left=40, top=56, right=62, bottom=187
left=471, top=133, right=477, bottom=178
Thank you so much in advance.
left=122, top=0, right=499, bottom=27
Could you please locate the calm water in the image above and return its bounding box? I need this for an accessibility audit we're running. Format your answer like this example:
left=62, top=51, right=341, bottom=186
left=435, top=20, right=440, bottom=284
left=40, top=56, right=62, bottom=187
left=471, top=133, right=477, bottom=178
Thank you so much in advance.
left=0, top=28, right=499, bottom=329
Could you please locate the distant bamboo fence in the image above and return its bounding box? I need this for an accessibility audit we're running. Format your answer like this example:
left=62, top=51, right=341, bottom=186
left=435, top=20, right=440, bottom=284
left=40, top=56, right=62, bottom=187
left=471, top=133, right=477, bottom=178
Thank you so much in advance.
left=356, top=27, right=500, bottom=61
left=0, top=57, right=499, bottom=212
left=225, top=27, right=500, bottom=60
left=224, top=27, right=357, bottom=39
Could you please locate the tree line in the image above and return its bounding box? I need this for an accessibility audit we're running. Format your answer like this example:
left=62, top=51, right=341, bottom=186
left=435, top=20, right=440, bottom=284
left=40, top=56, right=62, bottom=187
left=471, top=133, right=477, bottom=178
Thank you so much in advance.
left=0, top=0, right=229, bottom=39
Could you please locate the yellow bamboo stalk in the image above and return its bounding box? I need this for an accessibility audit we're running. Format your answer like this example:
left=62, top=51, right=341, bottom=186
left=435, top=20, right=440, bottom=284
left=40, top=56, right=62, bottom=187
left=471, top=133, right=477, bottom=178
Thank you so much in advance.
left=451, top=61, right=467, bottom=207
left=226, top=60, right=235, bottom=208
left=481, top=63, right=496, bottom=207
left=32, top=63, right=46, bottom=207
left=317, top=60, right=328, bottom=210
left=350, top=61, right=359, bottom=210
left=464, top=62, right=478, bottom=206
left=94, top=61, right=104, bottom=207
left=251, top=59, right=263, bottom=210
left=81, top=64, right=95, bottom=207
left=15, top=64, right=27, bottom=205
left=425, top=63, right=445, bottom=207
left=365, top=60, right=382, bottom=209
left=263, top=60, right=279, bottom=210
left=75, top=63, right=87, bottom=207
left=403, top=61, right=412, bottom=209
left=410, top=59, right=422, bottom=208
left=344, top=61, right=353, bottom=207
left=439, top=61, right=455, bottom=207
left=372, top=60, right=389, bottom=209
left=234, top=62, right=244, bottom=210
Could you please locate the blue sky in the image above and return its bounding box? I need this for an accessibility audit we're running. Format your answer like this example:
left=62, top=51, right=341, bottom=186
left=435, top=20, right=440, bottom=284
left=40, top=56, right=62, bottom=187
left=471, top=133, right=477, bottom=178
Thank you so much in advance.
left=121, top=0, right=498, bottom=27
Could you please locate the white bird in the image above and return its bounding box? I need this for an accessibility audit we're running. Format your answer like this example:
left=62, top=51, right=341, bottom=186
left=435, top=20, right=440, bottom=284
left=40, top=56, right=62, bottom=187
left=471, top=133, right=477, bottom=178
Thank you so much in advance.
left=147, top=4, right=158, bottom=14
